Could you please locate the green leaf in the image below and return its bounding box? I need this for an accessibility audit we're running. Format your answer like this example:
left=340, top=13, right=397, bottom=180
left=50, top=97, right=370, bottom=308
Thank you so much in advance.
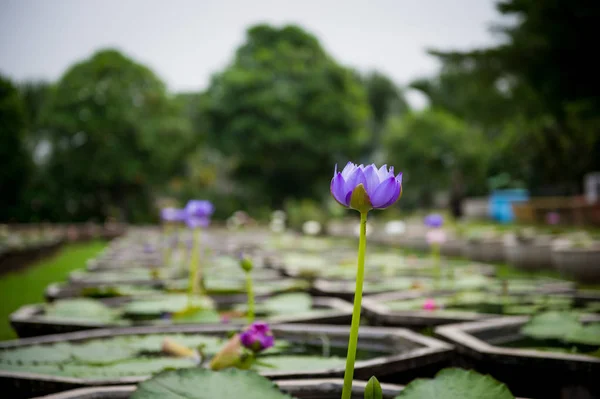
left=564, top=323, right=600, bottom=346
left=520, top=311, right=581, bottom=341
left=395, top=368, right=514, bottom=399
left=131, top=368, right=296, bottom=399
left=44, top=298, right=120, bottom=322
left=123, top=294, right=215, bottom=317
left=172, top=308, right=221, bottom=323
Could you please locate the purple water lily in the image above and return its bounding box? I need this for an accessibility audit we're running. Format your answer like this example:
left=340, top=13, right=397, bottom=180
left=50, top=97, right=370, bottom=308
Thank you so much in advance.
left=185, top=200, right=215, bottom=229
left=424, top=214, right=443, bottom=228
left=330, top=162, right=402, bottom=213
left=161, top=207, right=186, bottom=223
left=240, top=322, right=274, bottom=352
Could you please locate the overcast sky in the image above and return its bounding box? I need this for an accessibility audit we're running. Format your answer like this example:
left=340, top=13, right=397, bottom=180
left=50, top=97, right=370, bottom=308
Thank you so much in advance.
left=0, top=0, right=507, bottom=104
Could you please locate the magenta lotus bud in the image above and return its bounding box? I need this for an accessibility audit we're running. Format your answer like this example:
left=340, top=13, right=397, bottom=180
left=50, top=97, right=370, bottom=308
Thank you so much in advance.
left=239, top=322, right=274, bottom=353
left=422, top=298, right=437, bottom=310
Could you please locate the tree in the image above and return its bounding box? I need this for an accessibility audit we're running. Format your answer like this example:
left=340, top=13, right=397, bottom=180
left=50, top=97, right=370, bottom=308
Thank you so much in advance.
left=361, top=71, right=409, bottom=161
left=0, top=75, right=31, bottom=221
left=430, top=0, right=600, bottom=194
left=42, top=49, right=192, bottom=222
left=206, top=24, right=370, bottom=207
left=382, top=109, right=489, bottom=211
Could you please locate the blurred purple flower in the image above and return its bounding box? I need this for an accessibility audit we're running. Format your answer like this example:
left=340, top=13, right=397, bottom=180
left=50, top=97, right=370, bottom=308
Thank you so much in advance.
left=185, top=200, right=215, bottom=229
left=240, top=322, right=274, bottom=352
left=546, top=211, right=560, bottom=225
left=424, top=214, right=443, bottom=228
left=330, top=162, right=402, bottom=212
left=161, top=207, right=186, bottom=223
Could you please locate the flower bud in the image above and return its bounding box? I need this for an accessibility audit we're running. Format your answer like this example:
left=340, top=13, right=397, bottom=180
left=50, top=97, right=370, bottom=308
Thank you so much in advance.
left=365, top=376, right=383, bottom=399
left=239, top=253, right=253, bottom=273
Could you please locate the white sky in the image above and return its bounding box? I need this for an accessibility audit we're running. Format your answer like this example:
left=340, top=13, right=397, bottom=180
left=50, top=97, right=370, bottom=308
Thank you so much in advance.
left=0, top=0, right=507, bottom=107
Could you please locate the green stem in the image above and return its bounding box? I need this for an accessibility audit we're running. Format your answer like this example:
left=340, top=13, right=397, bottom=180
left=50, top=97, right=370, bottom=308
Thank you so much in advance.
left=341, top=212, right=368, bottom=399
left=163, top=224, right=172, bottom=268
left=246, top=271, right=255, bottom=323
left=432, top=243, right=441, bottom=289
left=188, top=228, right=201, bottom=306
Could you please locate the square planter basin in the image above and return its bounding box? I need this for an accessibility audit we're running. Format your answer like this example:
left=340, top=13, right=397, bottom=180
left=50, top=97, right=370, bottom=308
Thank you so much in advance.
left=10, top=296, right=353, bottom=338
left=362, top=289, right=589, bottom=329
left=362, top=291, right=495, bottom=328
left=0, top=324, right=453, bottom=398
left=435, top=315, right=600, bottom=399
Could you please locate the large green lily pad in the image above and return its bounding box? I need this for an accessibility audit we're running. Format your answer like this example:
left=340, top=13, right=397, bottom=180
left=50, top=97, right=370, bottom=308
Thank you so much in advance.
left=43, top=298, right=121, bottom=323
left=131, top=368, right=296, bottom=399
left=520, top=311, right=581, bottom=341
left=395, top=368, right=514, bottom=399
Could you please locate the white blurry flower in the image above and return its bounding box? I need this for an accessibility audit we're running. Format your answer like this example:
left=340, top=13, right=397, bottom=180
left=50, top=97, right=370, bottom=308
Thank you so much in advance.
left=226, top=216, right=240, bottom=230
left=426, top=229, right=447, bottom=245
left=302, top=220, right=322, bottom=236
left=270, top=218, right=286, bottom=233
left=272, top=210, right=287, bottom=221
left=384, top=220, right=406, bottom=235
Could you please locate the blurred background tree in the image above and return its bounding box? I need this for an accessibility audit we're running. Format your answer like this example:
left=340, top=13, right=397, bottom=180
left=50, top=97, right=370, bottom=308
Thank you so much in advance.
left=39, top=49, right=193, bottom=222
left=0, top=75, right=31, bottom=222
left=383, top=109, right=489, bottom=211
left=205, top=24, right=370, bottom=209
left=427, top=0, right=600, bottom=195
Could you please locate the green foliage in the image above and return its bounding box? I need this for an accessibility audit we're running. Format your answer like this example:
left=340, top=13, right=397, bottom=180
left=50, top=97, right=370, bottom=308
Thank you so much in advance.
left=132, top=368, right=296, bottom=399
left=382, top=109, right=489, bottom=208
left=0, top=75, right=31, bottom=222
left=40, top=49, right=193, bottom=222
left=206, top=24, right=370, bottom=207
left=0, top=241, right=106, bottom=340
left=395, top=368, right=514, bottom=399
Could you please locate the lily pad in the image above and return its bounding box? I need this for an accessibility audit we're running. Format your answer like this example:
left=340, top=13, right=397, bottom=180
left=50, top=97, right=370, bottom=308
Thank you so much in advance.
left=44, top=298, right=120, bottom=323
left=395, top=368, right=514, bottom=399
left=236, top=293, right=313, bottom=316
left=520, top=311, right=581, bottom=341
left=123, top=294, right=215, bottom=317
left=564, top=323, right=600, bottom=346
left=131, top=368, right=296, bottom=399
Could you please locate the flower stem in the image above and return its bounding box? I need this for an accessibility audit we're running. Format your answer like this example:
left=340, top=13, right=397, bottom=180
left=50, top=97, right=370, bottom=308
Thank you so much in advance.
left=246, top=271, right=255, bottom=323
left=187, top=228, right=201, bottom=307
left=163, top=224, right=173, bottom=268
left=432, top=243, right=441, bottom=289
left=341, top=212, right=368, bottom=399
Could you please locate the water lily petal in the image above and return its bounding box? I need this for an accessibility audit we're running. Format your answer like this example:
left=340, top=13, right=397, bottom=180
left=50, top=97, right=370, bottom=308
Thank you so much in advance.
left=380, top=179, right=401, bottom=208
left=377, top=164, right=389, bottom=181
left=363, top=164, right=380, bottom=196
left=330, top=173, right=349, bottom=206
left=344, top=167, right=367, bottom=194
left=370, top=176, right=398, bottom=208
left=341, top=162, right=357, bottom=179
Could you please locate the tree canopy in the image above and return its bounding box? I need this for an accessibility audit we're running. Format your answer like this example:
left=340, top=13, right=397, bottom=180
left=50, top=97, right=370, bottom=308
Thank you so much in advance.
left=205, top=24, right=370, bottom=207
left=41, top=49, right=192, bottom=221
